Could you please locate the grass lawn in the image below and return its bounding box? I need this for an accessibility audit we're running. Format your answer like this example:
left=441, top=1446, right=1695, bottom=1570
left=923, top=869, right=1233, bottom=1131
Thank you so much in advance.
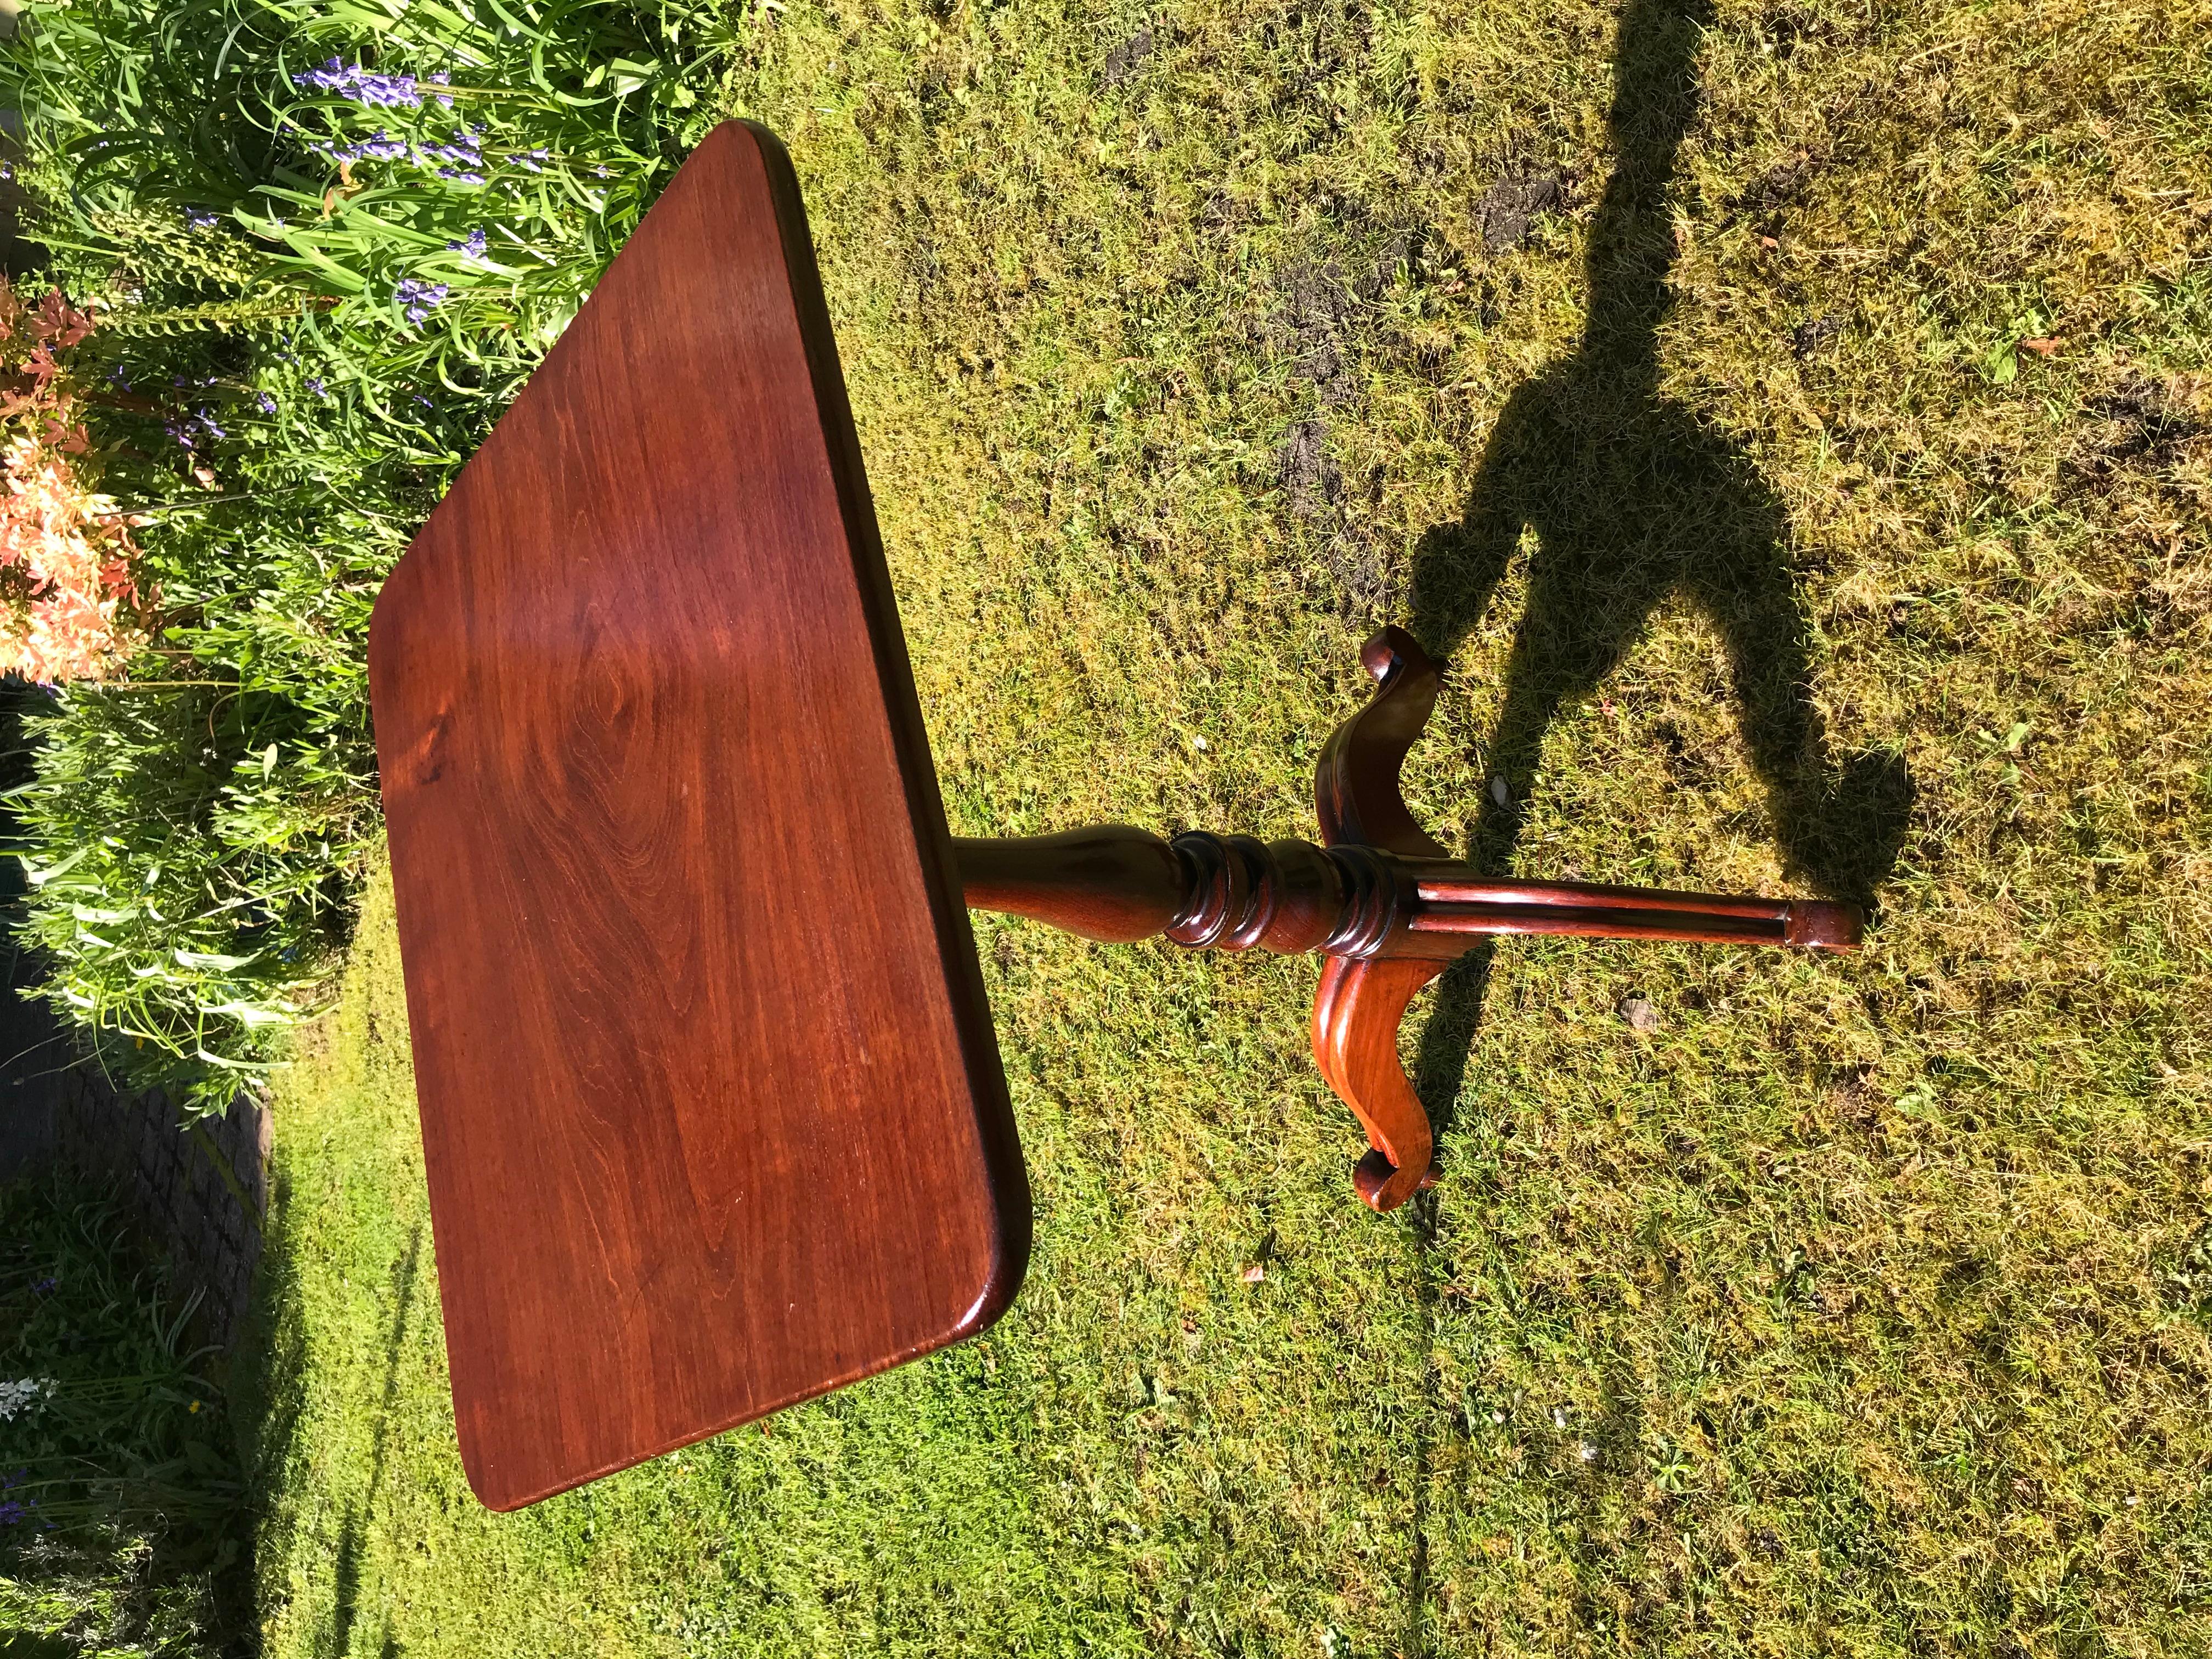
left=234, top=0, right=2211, bottom=1651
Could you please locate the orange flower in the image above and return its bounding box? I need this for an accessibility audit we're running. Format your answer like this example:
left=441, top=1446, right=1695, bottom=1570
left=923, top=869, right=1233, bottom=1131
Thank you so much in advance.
left=0, top=280, right=145, bottom=681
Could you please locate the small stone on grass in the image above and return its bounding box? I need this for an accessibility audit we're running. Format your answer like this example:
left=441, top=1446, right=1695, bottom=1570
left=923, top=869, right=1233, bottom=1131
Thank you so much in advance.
left=1618, top=995, right=1659, bottom=1033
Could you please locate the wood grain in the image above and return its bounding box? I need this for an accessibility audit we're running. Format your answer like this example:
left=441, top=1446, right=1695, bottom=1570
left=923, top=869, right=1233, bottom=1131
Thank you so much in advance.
left=369, top=121, right=1026, bottom=1511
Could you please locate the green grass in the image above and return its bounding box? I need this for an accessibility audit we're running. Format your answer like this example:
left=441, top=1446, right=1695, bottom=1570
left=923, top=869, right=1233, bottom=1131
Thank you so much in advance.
left=238, top=0, right=2212, bottom=1651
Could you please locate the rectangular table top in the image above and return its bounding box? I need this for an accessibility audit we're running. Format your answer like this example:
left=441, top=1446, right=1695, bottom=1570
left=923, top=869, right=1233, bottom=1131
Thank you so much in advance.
left=368, top=122, right=1026, bottom=1510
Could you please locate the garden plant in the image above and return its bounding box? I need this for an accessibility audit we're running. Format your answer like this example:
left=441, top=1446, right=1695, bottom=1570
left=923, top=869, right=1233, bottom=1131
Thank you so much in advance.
left=0, top=1173, right=245, bottom=1654
left=0, top=0, right=738, bottom=1113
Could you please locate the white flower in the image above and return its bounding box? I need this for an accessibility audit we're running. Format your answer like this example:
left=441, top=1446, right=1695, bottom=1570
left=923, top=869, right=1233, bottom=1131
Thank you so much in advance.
left=0, top=1378, right=57, bottom=1421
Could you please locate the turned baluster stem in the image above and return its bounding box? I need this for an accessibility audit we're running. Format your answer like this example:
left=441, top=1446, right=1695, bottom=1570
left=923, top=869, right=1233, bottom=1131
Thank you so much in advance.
left=954, top=830, right=1861, bottom=959
left=951, top=827, right=1189, bottom=945
left=950, top=828, right=1387, bottom=955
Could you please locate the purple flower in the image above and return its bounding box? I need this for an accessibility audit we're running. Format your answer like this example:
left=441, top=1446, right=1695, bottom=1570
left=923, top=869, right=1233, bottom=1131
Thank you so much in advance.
left=257, top=391, right=279, bottom=414
left=167, top=407, right=229, bottom=447
left=393, top=276, right=449, bottom=326
left=427, top=129, right=484, bottom=163
left=428, top=70, right=454, bottom=109
left=0, top=1500, right=24, bottom=1526
left=292, top=57, right=423, bottom=110
left=184, top=208, right=218, bottom=230
left=307, top=378, right=329, bottom=399
left=29, top=1277, right=55, bottom=1294
left=330, top=130, right=409, bottom=165
left=447, top=227, right=489, bottom=263
left=3, top=1468, right=25, bottom=1488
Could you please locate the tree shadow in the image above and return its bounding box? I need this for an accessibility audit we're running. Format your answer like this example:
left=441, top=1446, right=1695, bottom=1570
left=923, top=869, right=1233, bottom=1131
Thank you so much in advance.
left=1404, top=0, right=1912, bottom=1116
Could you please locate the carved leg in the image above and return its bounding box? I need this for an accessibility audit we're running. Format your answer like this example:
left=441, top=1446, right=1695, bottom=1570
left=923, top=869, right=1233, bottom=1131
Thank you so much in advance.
left=1314, top=625, right=1452, bottom=859
left=1311, top=955, right=1446, bottom=1212
left=1308, top=628, right=1453, bottom=1211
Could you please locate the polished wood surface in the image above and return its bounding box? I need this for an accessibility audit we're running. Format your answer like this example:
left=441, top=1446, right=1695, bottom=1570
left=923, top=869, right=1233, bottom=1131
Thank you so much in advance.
left=951, top=826, right=1189, bottom=943
left=1314, top=627, right=1453, bottom=862
left=955, top=830, right=1860, bottom=961
left=959, top=627, right=1863, bottom=1212
left=1312, top=956, right=1446, bottom=1211
left=369, top=121, right=1024, bottom=1511
left=955, top=829, right=1352, bottom=954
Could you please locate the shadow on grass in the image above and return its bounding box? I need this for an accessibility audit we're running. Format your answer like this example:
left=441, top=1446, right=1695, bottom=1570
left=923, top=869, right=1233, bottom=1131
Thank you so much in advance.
left=228, top=1164, right=424, bottom=1659
left=1390, top=0, right=1913, bottom=1646
left=1406, top=0, right=1913, bottom=1116
left=327, top=1222, right=423, bottom=1659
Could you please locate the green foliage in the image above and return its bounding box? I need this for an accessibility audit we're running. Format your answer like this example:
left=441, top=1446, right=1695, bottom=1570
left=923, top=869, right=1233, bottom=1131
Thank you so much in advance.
left=13, top=0, right=741, bottom=394
left=0, top=1175, right=241, bottom=1656
left=12, top=674, right=376, bottom=1104
left=0, top=0, right=748, bottom=1111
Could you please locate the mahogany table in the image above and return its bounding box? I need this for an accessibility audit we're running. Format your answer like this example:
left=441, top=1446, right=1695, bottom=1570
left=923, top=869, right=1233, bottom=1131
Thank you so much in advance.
left=368, top=121, right=1860, bottom=1510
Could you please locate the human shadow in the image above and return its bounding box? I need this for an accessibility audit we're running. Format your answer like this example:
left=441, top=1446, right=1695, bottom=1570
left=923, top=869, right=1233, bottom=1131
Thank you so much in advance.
left=1404, top=0, right=1912, bottom=1116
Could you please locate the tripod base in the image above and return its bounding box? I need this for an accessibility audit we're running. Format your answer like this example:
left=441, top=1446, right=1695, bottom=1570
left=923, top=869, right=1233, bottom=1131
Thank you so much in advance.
left=956, top=628, right=1862, bottom=1211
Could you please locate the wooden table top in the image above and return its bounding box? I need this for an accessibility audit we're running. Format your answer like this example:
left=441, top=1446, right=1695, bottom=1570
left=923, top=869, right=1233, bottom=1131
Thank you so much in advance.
left=368, top=122, right=1027, bottom=1511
